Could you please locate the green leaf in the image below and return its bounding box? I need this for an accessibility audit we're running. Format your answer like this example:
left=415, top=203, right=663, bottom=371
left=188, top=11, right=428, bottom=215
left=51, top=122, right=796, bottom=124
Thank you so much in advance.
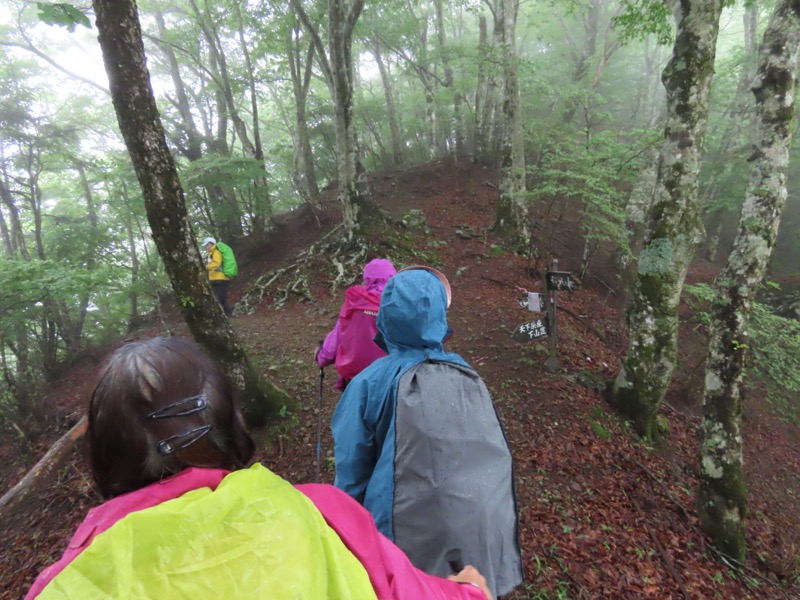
left=35, top=3, right=91, bottom=32
left=613, top=0, right=673, bottom=45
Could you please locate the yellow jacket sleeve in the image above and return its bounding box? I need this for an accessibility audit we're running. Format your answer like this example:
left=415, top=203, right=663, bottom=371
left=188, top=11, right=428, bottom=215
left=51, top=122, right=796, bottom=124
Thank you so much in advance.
left=39, top=465, right=377, bottom=600
left=207, top=247, right=228, bottom=281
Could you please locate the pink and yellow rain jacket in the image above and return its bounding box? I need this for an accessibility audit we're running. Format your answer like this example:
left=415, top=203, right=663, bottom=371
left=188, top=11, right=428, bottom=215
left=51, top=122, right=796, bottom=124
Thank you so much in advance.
left=27, top=463, right=484, bottom=600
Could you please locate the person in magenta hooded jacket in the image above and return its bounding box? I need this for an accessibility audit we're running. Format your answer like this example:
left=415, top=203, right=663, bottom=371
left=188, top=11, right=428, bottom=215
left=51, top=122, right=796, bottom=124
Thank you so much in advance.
left=27, top=336, right=492, bottom=600
left=317, top=258, right=396, bottom=390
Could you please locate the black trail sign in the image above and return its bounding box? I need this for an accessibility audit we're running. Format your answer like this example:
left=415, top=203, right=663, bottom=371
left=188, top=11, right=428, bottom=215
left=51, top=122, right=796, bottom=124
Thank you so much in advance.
left=512, top=318, right=549, bottom=342
left=546, top=271, right=580, bottom=292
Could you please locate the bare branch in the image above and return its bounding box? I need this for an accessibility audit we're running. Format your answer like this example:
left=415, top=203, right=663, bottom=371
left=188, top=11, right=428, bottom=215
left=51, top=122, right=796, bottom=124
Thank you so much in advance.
left=0, top=40, right=110, bottom=96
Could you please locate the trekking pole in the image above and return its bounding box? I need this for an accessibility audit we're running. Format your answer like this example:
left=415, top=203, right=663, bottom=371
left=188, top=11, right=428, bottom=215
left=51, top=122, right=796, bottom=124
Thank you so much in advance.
left=316, top=342, right=324, bottom=483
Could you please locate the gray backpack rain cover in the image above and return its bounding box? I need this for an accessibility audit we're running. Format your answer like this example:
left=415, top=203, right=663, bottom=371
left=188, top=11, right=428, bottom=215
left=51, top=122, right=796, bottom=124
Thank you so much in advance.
left=392, top=360, right=523, bottom=597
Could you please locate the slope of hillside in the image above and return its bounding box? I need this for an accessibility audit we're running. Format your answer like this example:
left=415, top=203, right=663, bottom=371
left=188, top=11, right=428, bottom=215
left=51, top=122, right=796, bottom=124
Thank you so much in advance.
left=1, top=161, right=798, bottom=599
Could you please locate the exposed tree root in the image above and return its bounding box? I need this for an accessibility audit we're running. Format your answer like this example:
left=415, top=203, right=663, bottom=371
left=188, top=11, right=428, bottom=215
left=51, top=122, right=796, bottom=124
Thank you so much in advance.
left=235, top=225, right=372, bottom=314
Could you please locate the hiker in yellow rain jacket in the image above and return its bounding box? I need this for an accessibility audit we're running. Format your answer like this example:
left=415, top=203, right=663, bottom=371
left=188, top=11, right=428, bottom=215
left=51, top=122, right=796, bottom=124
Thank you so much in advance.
left=27, top=336, right=492, bottom=600
left=203, top=236, right=232, bottom=317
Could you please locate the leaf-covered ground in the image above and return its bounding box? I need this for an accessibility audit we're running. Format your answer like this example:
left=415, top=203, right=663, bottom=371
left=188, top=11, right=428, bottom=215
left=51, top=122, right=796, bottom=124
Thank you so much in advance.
left=1, top=161, right=799, bottom=599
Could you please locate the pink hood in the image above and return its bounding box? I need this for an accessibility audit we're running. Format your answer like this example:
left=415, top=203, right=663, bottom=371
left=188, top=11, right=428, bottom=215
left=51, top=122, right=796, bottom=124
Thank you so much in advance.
left=363, top=259, right=396, bottom=293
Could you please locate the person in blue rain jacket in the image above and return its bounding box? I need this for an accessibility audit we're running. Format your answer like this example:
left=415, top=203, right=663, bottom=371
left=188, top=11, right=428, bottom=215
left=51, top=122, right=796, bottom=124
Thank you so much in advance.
left=332, top=267, right=523, bottom=598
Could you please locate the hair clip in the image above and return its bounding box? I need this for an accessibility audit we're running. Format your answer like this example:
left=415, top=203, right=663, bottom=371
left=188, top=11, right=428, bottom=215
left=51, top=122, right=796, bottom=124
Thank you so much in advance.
left=156, top=424, right=213, bottom=456
left=147, top=394, right=208, bottom=420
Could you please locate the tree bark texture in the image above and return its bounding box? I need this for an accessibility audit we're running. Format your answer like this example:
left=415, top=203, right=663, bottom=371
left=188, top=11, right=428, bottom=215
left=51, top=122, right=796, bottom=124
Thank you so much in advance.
left=699, top=0, right=800, bottom=562
left=92, top=0, right=289, bottom=425
left=612, top=0, right=724, bottom=439
left=492, top=0, right=529, bottom=248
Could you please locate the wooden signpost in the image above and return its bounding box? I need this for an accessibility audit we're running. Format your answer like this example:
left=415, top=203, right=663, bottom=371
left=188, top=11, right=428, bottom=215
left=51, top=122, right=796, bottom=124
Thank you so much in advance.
left=512, top=259, right=581, bottom=371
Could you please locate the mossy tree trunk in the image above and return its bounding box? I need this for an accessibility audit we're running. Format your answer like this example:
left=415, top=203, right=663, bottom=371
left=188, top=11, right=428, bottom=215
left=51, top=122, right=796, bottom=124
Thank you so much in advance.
left=611, top=0, right=723, bottom=439
left=698, top=0, right=800, bottom=563
left=92, top=0, right=291, bottom=426
left=492, top=0, right=529, bottom=250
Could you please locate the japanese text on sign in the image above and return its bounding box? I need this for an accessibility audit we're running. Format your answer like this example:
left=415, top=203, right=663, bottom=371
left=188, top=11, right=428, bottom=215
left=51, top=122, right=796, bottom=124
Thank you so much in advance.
left=512, top=318, right=549, bottom=342
left=546, top=271, right=580, bottom=292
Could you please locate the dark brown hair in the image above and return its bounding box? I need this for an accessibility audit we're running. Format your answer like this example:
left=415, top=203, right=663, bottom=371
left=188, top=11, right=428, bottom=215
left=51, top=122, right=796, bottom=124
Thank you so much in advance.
left=89, top=336, right=255, bottom=498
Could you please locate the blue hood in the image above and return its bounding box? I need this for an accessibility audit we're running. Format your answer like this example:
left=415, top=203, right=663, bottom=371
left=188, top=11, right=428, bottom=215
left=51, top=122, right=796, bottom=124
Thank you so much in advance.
left=377, top=270, right=449, bottom=352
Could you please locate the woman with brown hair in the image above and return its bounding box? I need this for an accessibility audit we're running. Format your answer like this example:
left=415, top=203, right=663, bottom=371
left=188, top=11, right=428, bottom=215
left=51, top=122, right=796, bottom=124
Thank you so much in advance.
left=27, top=336, right=491, bottom=600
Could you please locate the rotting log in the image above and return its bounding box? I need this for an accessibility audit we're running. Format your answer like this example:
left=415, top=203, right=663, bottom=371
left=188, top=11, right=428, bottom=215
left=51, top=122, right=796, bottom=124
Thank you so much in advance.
left=0, top=415, right=88, bottom=515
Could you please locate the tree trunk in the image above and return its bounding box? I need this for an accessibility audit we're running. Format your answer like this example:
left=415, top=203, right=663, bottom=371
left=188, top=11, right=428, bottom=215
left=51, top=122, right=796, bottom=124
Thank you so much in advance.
left=701, top=1, right=761, bottom=260
left=698, top=0, right=800, bottom=563
left=0, top=190, right=33, bottom=417
left=622, top=143, right=661, bottom=274
left=425, top=81, right=437, bottom=159
left=125, top=208, right=140, bottom=331
left=24, top=146, right=46, bottom=261
left=371, top=39, right=403, bottom=167
left=234, top=2, right=263, bottom=162
left=287, top=17, right=320, bottom=201
left=291, top=0, right=379, bottom=239
left=561, top=0, right=600, bottom=124
left=92, top=0, right=290, bottom=425
left=199, top=19, right=244, bottom=243
left=0, top=179, right=14, bottom=257
left=474, top=9, right=503, bottom=166
left=641, top=36, right=666, bottom=129
left=152, top=7, right=246, bottom=240
left=190, top=0, right=257, bottom=160
left=623, top=38, right=666, bottom=272
left=492, top=0, right=529, bottom=249
left=153, top=6, right=204, bottom=161
left=474, top=15, right=489, bottom=159
left=0, top=177, right=30, bottom=260
left=62, top=162, right=97, bottom=353
left=486, top=8, right=504, bottom=162
left=233, top=1, right=272, bottom=241
left=611, top=0, right=724, bottom=439
left=434, top=0, right=463, bottom=157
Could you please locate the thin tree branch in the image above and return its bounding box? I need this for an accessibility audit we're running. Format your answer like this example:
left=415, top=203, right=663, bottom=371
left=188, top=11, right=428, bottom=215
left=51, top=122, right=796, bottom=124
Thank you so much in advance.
left=290, top=0, right=333, bottom=86
left=0, top=40, right=110, bottom=96
left=345, top=0, right=366, bottom=38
